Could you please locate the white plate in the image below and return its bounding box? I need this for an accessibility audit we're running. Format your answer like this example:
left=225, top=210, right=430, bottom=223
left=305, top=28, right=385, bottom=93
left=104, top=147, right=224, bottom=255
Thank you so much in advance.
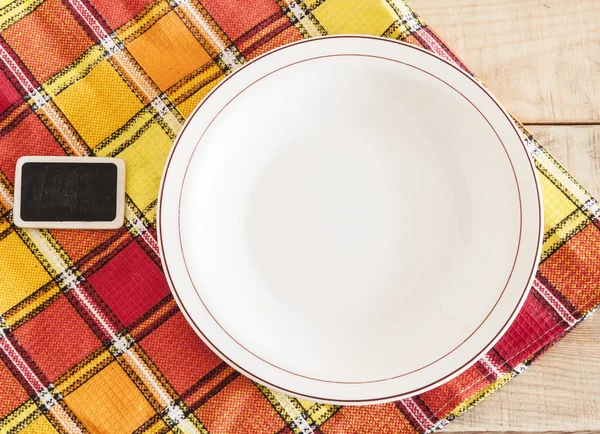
left=158, top=36, right=542, bottom=405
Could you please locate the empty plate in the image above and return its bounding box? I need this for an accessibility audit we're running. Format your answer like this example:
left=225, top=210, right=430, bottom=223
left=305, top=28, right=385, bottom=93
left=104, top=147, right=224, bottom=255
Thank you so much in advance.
left=158, top=36, right=542, bottom=404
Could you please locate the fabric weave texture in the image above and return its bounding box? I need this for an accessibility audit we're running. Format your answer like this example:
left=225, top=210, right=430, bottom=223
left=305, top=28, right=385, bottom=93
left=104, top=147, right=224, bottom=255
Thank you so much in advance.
left=0, top=0, right=598, bottom=433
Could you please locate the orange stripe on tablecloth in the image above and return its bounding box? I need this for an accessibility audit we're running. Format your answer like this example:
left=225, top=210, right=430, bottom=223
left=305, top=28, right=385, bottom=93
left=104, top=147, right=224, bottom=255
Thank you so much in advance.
left=129, top=297, right=179, bottom=342
left=75, top=228, right=133, bottom=277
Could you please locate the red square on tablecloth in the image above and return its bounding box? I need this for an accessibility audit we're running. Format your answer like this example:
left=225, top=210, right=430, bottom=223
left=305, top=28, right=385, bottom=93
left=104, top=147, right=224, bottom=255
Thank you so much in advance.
left=89, top=0, right=154, bottom=30
left=0, top=114, right=65, bottom=184
left=87, top=241, right=170, bottom=328
left=140, top=311, right=222, bottom=394
left=201, top=0, right=282, bottom=41
left=13, top=296, right=102, bottom=382
left=195, top=376, right=285, bottom=434
left=2, top=0, right=94, bottom=83
left=421, top=365, right=488, bottom=418
left=0, top=69, right=21, bottom=115
left=540, top=224, right=600, bottom=313
left=0, top=360, right=29, bottom=418
left=494, top=295, right=563, bottom=366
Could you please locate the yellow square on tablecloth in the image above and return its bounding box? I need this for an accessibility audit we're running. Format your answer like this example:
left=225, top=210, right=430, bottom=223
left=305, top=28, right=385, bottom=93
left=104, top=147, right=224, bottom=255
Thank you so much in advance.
left=115, top=122, right=173, bottom=215
left=19, top=415, right=58, bottom=434
left=54, top=60, right=144, bottom=148
left=63, top=362, right=155, bottom=434
left=539, top=172, right=578, bottom=232
left=311, top=0, right=397, bottom=35
left=0, top=231, right=51, bottom=313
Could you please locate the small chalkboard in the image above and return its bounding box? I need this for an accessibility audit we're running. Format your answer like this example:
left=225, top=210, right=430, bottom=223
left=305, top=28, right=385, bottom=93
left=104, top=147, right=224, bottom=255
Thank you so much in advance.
left=14, top=157, right=125, bottom=229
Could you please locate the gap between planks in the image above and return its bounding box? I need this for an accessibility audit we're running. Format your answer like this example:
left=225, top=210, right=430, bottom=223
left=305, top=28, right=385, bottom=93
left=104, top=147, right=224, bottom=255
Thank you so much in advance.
left=460, top=432, right=600, bottom=434
left=524, top=122, right=600, bottom=126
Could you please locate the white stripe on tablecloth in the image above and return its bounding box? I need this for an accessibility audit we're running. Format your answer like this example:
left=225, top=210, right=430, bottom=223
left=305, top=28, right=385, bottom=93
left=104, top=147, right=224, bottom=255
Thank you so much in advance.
left=283, top=1, right=321, bottom=38
left=533, top=278, right=577, bottom=326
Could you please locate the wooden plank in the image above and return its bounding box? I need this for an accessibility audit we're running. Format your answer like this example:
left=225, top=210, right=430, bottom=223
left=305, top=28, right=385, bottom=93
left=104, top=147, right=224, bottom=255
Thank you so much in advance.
left=410, top=0, right=600, bottom=124
left=446, top=125, right=600, bottom=432
left=454, top=432, right=600, bottom=434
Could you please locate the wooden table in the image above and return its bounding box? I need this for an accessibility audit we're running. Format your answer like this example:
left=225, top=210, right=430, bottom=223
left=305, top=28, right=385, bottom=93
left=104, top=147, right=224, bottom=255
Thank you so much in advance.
left=409, top=1, right=600, bottom=433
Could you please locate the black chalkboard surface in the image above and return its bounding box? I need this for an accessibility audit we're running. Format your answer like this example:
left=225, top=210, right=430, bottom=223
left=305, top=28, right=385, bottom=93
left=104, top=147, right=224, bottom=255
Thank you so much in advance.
left=19, top=162, right=119, bottom=222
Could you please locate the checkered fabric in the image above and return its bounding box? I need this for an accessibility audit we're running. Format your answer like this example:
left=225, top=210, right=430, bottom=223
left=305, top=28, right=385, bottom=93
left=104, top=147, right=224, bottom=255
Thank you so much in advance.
left=0, top=0, right=598, bottom=432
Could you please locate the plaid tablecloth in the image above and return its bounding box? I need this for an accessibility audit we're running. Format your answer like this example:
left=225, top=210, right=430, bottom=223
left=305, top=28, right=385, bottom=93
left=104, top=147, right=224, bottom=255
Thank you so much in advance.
left=0, top=0, right=599, bottom=433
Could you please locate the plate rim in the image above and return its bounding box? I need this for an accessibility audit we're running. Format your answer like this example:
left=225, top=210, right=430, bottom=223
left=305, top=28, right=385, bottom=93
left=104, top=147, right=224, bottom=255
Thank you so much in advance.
left=158, top=34, right=543, bottom=405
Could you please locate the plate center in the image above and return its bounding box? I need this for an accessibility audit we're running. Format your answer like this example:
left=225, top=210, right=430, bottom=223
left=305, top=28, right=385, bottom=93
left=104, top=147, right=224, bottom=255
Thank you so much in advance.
left=245, top=113, right=462, bottom=330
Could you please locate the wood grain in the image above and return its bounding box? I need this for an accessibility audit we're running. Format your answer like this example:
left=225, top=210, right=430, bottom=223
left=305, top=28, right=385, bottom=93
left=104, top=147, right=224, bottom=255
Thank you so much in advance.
left=410, top=0, right=600, bottom=124
left=445, top=125, right=600, bottom=432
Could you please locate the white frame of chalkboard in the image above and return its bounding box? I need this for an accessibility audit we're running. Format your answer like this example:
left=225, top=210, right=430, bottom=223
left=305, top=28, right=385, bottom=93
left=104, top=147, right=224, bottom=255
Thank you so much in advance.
left=13, top=156, right=126, bottom=229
